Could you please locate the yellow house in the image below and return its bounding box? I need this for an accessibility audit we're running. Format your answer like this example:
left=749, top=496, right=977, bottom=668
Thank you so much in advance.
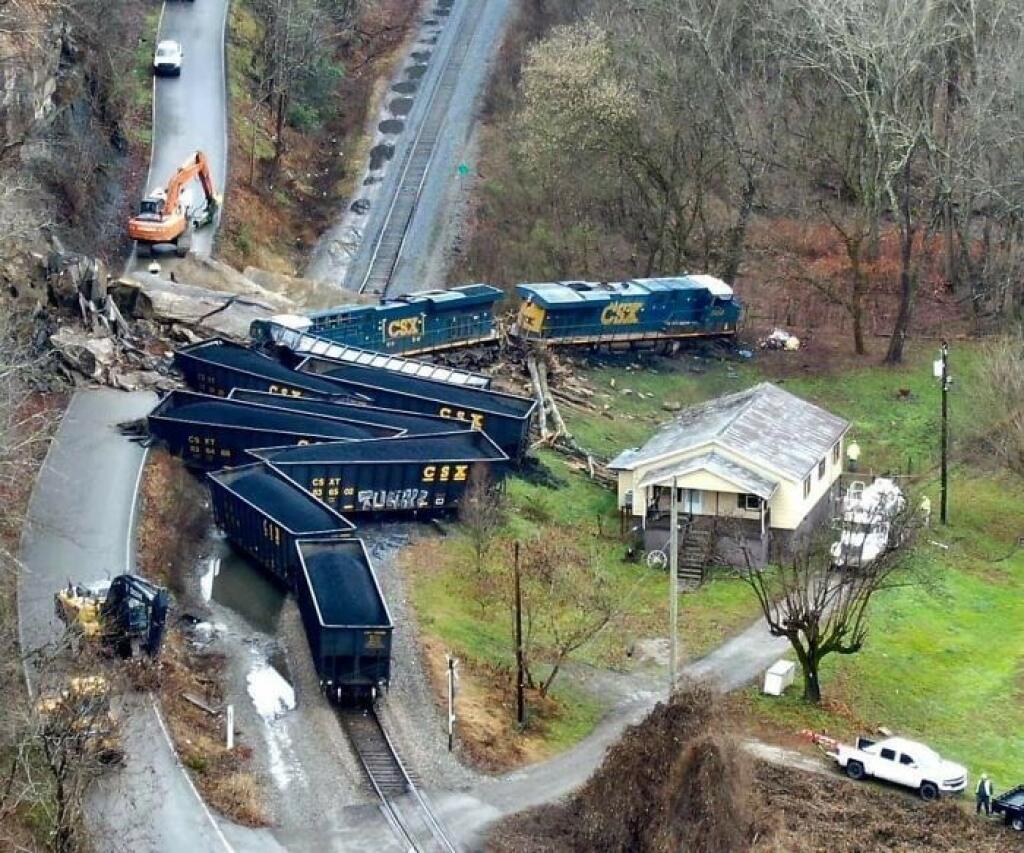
left=609, top=383, right=850, bottom=566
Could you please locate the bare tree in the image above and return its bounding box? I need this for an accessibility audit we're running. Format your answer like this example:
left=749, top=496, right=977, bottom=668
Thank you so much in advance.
left=458, top=465, right=506, bottom=577
left=512, top=533, right=618, bottom=698
left=742, top=504, right=921, bottom=703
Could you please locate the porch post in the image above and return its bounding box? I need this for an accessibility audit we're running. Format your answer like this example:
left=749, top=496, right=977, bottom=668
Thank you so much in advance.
left=760, top=500, right=765, bottom=537
left=669, top=476, right=679, bottom=697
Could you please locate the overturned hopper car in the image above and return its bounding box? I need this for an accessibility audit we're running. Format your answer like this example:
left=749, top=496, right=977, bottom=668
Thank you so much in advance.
left=296, top=356, right=536, bottom=459
left=253, top=431, right=509, bottom=514
left=226, top=388, right=470, bottom=437
left=208, top=463, right=355, bottom=587
left=174, top=338, right=365, bottom=399
left=147, top=390, right=402, bottom=469
left=296, top=539, right=392, bottom=703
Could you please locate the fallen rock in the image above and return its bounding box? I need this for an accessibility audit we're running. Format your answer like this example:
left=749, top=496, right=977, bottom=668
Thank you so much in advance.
left=243, top=266, right=374, bottom=311
left=113, top=274, right=293, bottom=339
left=49, top=328, right=115, bottom=379
left=662, top=401, right=682, bottom=412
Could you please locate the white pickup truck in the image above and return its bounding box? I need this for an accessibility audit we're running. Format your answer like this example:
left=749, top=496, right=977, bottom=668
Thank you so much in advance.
left=832, top=736, right=967, bottom=800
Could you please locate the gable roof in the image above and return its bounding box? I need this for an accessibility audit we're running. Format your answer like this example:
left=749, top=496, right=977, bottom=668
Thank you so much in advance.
left=635, top=452, right=778, bottom=499
left=608, top=383, right=850, bottom=481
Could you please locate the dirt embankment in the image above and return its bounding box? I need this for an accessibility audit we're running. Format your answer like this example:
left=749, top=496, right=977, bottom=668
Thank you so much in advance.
left=136, top=450, right=269, bottom=826
left=218, top=0, right=420, bottom=273
left=490, top=682, right=1010, bottom=853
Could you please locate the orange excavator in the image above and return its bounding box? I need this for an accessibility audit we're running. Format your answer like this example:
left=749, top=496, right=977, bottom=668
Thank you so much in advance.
left=128, top=150, right=220, bottom=257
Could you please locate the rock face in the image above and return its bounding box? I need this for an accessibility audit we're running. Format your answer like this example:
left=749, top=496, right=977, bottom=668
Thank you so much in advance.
left=0, top=23, right=64, bottom=149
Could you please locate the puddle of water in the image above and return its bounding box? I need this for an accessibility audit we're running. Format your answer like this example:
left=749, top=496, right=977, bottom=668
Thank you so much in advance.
left=369, top=143, right=395, bottom=169
left=389, top=97, right=414, bottom=116
left=350, top=198, right=371, bottom=215
left=363, top=175, right=382, bottom=186
left=407, top=65, right=428, bottom=80
left=392, top=80, right=418, bottom=94
left=209, top=539, right=285, bottom=635
left=434, top=7, right=451, bottom=14
left=411, top=50, right=432, bottom=62
left=378, top=119, right=405, bottom=134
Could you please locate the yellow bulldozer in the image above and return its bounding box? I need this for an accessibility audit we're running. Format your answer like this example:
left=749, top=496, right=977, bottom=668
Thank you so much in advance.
left=55, top=574, right=169, bottom=658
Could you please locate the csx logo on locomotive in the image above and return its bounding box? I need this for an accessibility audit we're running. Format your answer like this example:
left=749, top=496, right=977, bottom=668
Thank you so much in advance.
left=600, top=302, right=643, bottom=326
left=386, top=317, right=423, bottom=338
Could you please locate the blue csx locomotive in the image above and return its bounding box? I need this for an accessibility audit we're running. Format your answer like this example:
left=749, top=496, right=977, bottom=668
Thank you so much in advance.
left=250, top=275, right=742, bottom=355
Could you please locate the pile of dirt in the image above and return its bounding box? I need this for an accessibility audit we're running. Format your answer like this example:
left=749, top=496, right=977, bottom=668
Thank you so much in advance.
left=491, top=683, right=756, bottom=852
left=490, top=682, right=1010, bottom=853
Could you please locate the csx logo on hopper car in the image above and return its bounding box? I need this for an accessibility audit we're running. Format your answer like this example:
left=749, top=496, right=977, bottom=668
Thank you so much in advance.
left=600, top=302, right=644, bottom=325
left=422, top=464, right=469, bottom=483
left=386, top=316, right=423, bottom=338
left=438, top=407, right=485, bottom=429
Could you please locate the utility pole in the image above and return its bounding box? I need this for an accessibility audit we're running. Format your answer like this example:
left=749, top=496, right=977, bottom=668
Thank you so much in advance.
left=938, top=340, right=950, bottom=525
left=514, top=541, right=526, bottom=727
left=668, top=476, right=679, bottom=697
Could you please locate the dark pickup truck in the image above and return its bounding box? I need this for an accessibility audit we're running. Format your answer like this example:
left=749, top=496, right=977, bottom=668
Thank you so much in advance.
left=993, top=784, right=1024, bottom=831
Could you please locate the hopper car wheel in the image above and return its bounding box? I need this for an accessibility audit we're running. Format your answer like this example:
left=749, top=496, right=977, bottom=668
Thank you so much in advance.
left=646, top=550, right=668, bottom=570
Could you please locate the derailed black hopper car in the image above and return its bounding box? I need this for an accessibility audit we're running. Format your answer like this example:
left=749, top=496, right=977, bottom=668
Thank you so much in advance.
left=296, top=355, right=537, bottom=459
left=208, top=463, right=355, bottom=587
left=147, top=390, right=402, bottom=469
left=252, top=431, right=509, bottom=515
left=174, top=338, right=367, bottom=400
left=296, top=539, right=392, bottom=703
left=226, top=388, right=471, bottom=437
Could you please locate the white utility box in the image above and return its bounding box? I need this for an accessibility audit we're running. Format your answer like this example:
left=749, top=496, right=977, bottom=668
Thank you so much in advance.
left=762, top=659, right=796, bottom=696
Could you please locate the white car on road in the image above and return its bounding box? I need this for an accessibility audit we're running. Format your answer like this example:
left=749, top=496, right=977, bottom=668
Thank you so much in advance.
left=833, top=735, right=967, bottom=800
left=153, top=40, right=183, bottom=77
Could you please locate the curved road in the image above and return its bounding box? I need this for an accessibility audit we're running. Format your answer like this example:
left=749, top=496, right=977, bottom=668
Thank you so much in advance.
left=128, top=0, right=230, bottom=269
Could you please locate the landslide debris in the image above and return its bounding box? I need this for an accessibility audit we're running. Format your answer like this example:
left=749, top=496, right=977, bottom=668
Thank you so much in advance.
left=489, top=682, right=1008, bottom=853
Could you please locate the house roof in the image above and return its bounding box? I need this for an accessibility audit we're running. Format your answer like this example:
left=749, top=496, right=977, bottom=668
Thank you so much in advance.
left=608, top=382, right=850, bottom=481
left=635, top=452, right=778, bottom=499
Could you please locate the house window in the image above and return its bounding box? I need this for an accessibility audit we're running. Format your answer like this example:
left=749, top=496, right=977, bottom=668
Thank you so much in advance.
left=803, top=475, right=811, bottom=499
left=832, top=441, right=841, bottom=464
left=818, top=458, right=826, bottom=480
left=736, top=493, right=761, bottom=512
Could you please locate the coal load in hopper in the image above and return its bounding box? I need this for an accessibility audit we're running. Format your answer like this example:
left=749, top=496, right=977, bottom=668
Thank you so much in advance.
left=295, top=355, right=536, bottom=459
left=227, top=388, right=470, bottom=437
left=174, top=337, right=368, bottom=400
left=147, top=390, right=402, bottom=469
left=253, top=431, right=509, bottom=514
left=208, top=462, right=355, bottom=586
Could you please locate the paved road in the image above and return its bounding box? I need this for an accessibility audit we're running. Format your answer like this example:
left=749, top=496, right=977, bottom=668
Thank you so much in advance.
left=127, top=0, right=230, bottom=270
left=438, top=615, right=792, bottom=848
left=18, top=391, right=280, bottom=853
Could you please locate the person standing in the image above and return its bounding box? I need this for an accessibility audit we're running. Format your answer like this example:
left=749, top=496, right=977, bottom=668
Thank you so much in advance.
left=976, top=773, right=993, bottom=815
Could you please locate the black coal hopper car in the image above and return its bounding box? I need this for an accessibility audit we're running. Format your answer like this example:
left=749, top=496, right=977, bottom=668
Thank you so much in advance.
left=208, top=463, right=355, bottom=587
left=295, top=539, right=392, bottom=703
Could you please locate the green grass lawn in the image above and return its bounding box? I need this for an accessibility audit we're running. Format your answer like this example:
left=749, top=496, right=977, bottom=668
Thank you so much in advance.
left=410, top=341, right=1017, bottom=768
left=745, top=472, right=1024, bottom=786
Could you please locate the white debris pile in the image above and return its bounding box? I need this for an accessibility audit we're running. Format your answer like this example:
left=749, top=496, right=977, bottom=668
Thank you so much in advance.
left=247, top=662, right=296, bottom=721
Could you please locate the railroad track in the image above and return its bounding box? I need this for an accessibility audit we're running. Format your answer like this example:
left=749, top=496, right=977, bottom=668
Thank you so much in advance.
left=339, top=707, right=458, bottom=853
left=353, top=0, right=488, bottom=297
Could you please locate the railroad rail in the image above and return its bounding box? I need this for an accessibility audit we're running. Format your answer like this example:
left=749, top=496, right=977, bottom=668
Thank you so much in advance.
left=339, top=707, right=458, bottom=853
left=353, top=0, right=488, bottom=297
